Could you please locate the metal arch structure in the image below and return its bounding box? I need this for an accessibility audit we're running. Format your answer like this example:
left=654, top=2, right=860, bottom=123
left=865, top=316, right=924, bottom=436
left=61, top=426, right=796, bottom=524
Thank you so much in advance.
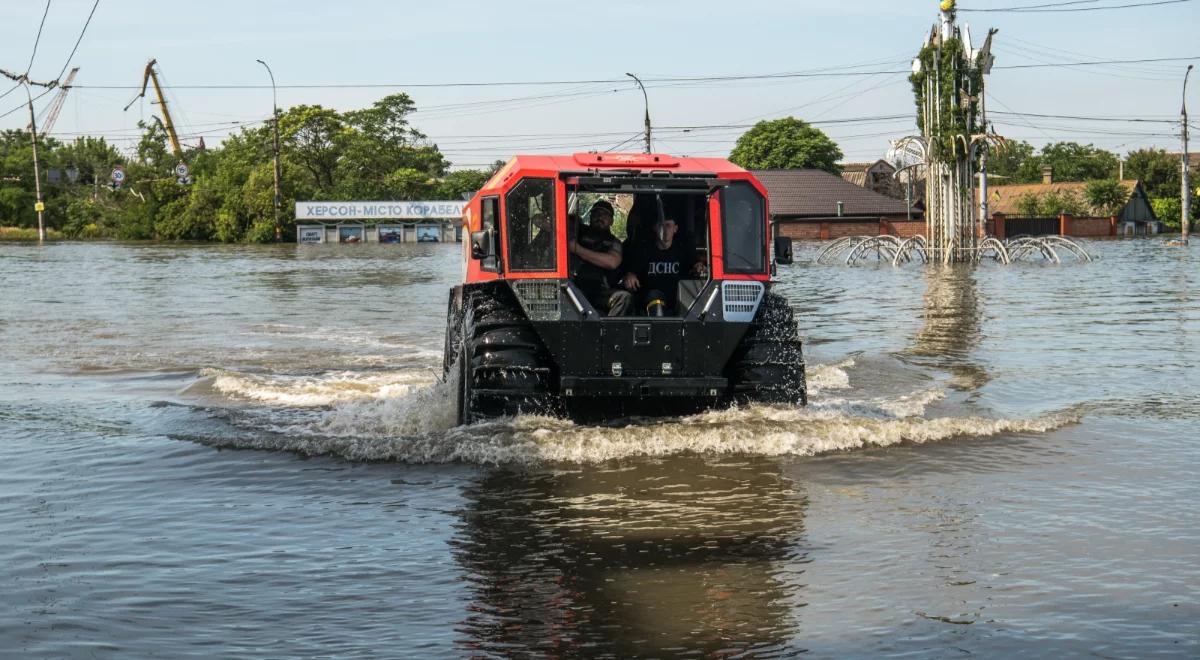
left=1040, top=235, right=1093, bottom=263
left=815, top=233, right=1091, bottom=267
left=816, top=236, right=873, bottom=264
left=1005, top=236, right=1093, bottom=264
left=978, top=236, right=1010, bottom=264
left=845, top=235, right=906, bottom=265
left=901, top=3, right=1002, bottom=264
left=891, top=235, right=929, bottom=266
left=1007, top=237, right=1061, bottom=264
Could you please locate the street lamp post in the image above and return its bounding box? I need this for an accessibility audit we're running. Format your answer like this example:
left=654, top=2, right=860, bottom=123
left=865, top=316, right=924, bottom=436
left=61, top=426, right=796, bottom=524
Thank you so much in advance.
left=256, top=59, right=283, bottom=242
left=626, top=73, right=651, bottom=154
left=25, top=84, right=45, bottom=242
left=1182, top=64, right=1193, bottom=245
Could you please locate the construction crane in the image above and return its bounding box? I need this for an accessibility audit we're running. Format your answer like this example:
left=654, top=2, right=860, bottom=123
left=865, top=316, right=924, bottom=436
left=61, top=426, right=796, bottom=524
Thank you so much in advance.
left=28, top=67, right=79, bottom=136
left=123, top=59, right=184, bottom=158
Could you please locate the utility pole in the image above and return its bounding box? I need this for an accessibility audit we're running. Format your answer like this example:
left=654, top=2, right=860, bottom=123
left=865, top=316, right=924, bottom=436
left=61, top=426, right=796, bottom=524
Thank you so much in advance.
left=257, top=59, right=283, bottom=242
left=26, top=85, right=45, bottom=242
left=979, top=89, right=990, bottom=238
left=626, top=73, right=651, bottom=154
left=1182, top=64, right=1193, bottom=245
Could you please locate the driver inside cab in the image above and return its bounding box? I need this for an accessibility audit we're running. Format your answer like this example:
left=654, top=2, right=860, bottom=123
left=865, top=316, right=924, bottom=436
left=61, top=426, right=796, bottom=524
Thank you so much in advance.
left=569, top=200, right=632, bottom=316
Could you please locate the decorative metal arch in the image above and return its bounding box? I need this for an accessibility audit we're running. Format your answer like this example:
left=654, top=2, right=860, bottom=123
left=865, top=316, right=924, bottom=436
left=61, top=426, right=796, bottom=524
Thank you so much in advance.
left=978, top=236, right=1010, bottom=264
left=846, top=235, right=905, bottom=265
left=891, top=235, right=930, bottom=266
left=816, top=236, right=875, bottom=264
left=1009, top=236, right=1094, bottom=264
left=1039, top=235, right=1093, bottom=263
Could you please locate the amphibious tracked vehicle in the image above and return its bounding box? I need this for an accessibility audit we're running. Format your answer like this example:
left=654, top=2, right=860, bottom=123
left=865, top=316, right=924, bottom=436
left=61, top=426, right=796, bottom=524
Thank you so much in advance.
left=443, top=153, right=806, bottom=423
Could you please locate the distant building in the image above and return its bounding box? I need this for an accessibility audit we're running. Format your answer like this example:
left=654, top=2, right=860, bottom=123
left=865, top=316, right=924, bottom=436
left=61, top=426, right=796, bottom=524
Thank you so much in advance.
left=753, top=169, right=924, bottom=240
left=294, top=200, right=464, bottom=244
left=982, top=170, right=1159, bottom=236
left=840, top=160, right=902, bottom=198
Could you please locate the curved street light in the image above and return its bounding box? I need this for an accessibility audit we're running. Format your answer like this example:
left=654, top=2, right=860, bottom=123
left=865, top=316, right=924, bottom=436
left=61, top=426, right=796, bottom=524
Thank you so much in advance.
left=256, top=59, right=283, bottom=242
left=626, top=72, right=651, bottom=154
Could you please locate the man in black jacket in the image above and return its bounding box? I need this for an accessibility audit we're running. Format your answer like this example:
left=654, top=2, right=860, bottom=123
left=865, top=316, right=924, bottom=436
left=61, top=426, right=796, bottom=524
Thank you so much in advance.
left=622, top=216, right=707, bottom=315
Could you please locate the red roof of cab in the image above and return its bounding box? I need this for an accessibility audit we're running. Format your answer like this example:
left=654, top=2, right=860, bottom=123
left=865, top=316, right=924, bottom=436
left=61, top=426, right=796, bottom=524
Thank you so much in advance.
left=478, top=153, right=754, bottom=193
left=508, top=153, right=748, bottom=174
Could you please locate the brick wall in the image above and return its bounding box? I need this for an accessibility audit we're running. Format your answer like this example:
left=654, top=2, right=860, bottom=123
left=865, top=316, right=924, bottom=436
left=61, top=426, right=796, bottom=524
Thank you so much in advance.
left=881, top=220, right=926, bottom=238
left=1063, top=215, right=1115, bottom=237
left=827, top=222, right=872, bottom=238
left=777, top=223, right=822, bottom=240
left=776, top=217, right=925, bottom=240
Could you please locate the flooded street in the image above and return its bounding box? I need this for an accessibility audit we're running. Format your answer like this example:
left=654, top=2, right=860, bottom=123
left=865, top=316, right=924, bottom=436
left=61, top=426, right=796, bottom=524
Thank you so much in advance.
left=1, top=240, right=1197, bottom=657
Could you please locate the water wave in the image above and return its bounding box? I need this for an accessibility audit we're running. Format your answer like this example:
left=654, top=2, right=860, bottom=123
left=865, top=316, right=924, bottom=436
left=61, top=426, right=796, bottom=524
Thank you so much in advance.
left=205, top=404, right=1077, bottom=465
left=199, top=367, right=435, bottom=407
left=183, top=360, right=1077, bottom=466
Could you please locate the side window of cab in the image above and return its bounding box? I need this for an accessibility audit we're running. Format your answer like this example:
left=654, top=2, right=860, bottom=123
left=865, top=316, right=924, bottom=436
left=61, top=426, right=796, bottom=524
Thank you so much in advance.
left=506, top=178, right=557, bottom=272
left=720, top=181, right=767, bottom=274
left=480, top=197, right=501, bottom=272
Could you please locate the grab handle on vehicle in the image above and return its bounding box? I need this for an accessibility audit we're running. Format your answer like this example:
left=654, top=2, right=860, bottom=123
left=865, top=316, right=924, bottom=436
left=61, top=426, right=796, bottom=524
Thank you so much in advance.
left=699, top=286, right=720, bottom=321
left=563, top=283, right=590, bottom=317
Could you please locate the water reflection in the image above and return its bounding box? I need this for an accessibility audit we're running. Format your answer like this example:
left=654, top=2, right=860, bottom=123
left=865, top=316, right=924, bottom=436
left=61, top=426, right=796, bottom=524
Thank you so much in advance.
left=451, top=456, right=808, bottom=657
left=906, top=266, right=988, bottom=392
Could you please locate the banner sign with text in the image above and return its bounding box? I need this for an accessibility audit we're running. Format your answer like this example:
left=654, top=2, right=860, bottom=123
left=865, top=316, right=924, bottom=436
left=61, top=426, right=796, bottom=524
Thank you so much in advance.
left=296, top=201, right=465, bottom=221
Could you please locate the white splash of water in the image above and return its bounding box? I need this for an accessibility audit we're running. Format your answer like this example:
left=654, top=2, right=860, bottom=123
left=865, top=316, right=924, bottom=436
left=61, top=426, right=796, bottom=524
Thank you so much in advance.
left=209, top=405, right=1078, bottom=466
left=192, top=359, right=1077, bottom=466
left=808, top=359, right=854, bottom=393
left=201, top=368, right=434, bottom=407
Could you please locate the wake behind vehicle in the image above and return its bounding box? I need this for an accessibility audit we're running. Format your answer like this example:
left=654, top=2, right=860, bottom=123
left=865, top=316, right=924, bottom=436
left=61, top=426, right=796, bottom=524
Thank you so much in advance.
left=443, top=152, right=806, bottom=423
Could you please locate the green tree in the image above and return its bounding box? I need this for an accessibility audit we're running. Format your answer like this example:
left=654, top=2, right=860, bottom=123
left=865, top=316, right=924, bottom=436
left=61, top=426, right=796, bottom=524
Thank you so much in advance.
left=986, top=139, right=1036, bottom=184
left=337, top=94, right=447, bottom=200
left=729, top=117, right=843, bottom=173
left=1014, top=188, right=1088, bottom=216
left=1039, top=188, right=1087, bottom=216
left=3, top=92, right=457, bottom=243
left=1084, top=179, right=1128, bottom=216
left=1124, top=148, right=1179, bottom=198
left=435, top=169, right=492, bottom=200
left=279, top=105, right=345, bottom=192
left=1037, top=142, right=1119, bottom=182
left=1015, top=192, right=1042, bottom=216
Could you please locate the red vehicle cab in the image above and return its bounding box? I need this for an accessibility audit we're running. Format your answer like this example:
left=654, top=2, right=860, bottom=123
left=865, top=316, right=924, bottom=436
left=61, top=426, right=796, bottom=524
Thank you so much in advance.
left=445, top=152, right=805, bottom=423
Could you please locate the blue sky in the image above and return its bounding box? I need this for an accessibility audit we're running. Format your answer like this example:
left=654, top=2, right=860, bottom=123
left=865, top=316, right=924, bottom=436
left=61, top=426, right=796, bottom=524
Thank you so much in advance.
left=1, top=0, right=1197, bottom=168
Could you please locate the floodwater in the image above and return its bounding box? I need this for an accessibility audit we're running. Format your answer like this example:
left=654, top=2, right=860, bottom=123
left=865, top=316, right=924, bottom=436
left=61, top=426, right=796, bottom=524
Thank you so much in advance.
left=0, top=239, right=1196, bottom=658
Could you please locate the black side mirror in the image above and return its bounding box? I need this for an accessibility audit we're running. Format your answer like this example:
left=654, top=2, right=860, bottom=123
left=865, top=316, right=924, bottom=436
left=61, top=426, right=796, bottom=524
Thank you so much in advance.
left=774, top=236, right=794, bottom=265
left=471, top=230, right=493, bottom=260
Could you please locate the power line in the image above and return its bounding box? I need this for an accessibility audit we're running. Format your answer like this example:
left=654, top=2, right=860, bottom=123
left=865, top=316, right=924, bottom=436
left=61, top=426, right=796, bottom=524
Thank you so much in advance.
left=998, top=56, right=1199, bottom=70
left=961, top=0, right=1194, bottom=10
left=990, top=110, right=1178, bottom=123
left=61, top=55, right=1199, bottom=92
left=25, top=0, right=52, bottom=75
left=54, top=0, right=101, bottom=82
left=961, top=0, right=1099, bottom=9
left=0, top=87, right=54, bottom=121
